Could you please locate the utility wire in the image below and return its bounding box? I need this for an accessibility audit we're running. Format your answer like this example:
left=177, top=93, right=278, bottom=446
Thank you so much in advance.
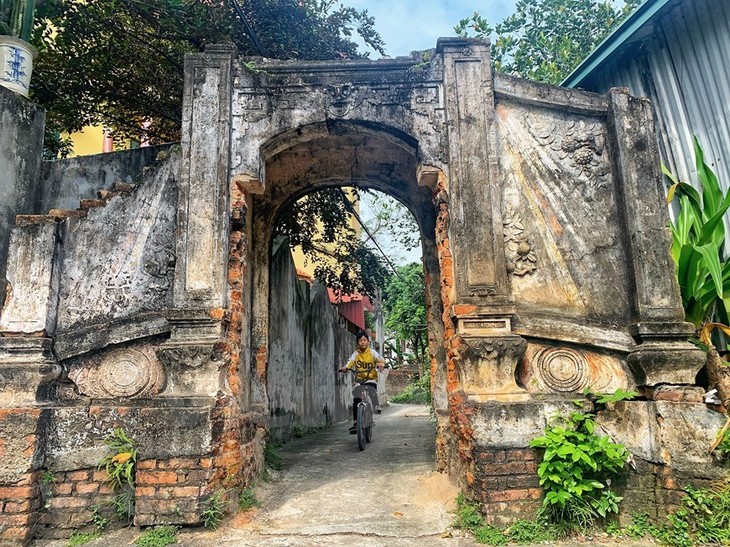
left=336, top=188, right=402, bottom=279
left=227, top=0, right=266, bottom=56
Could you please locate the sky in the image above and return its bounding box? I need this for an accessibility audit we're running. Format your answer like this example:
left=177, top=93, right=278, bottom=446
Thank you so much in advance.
left=347, top=0, right=519, bottom=58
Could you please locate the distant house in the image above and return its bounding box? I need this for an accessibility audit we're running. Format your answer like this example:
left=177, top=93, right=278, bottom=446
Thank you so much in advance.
left=563, top=0, right=730, bottom=192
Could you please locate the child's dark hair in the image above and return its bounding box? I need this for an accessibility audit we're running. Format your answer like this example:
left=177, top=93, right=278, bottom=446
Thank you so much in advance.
left=356, top=329, right=369, bottom=341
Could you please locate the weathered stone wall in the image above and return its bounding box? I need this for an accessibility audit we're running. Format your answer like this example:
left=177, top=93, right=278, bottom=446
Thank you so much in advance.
left=0, top=86, right=44, bottom=307
left=268, top=238, right=353, bottom=440
left=37, top=145, right=172, bottom=213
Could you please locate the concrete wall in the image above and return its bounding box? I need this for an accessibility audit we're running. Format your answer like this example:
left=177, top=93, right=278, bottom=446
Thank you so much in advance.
left=38, top=144, right=173, bottom=212
left=0, top=86, right=45, bottom=304
left=268, top=238, right=353, bottom=440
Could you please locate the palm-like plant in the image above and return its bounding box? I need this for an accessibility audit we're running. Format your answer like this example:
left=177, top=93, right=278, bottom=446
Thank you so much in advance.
left=0, top=0, right=34, bottom=41
left=666, top=136, right=730, bottom=330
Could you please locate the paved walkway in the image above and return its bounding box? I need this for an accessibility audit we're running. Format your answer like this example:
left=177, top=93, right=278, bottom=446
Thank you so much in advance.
left=36, top=403, right=656, bottom=546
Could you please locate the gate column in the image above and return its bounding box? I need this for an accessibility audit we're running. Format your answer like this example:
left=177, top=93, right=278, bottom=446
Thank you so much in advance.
left=439, top=38, right=526, bottom=399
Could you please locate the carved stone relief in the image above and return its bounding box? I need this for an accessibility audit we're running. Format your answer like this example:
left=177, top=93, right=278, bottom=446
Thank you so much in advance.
left=56, top=159, right=178, bottom=332
left=156, top=345, right=215, bottom=369
left=66, top=346, right=165, bottom=399
left=459, top=335, right=529, bottom=400
left=503, top=204, right=537, bottom=277
left=315, top=84, right=367, bottom=117
left=529, top=118, right=609, bottom=190
left=519, top=343, right=631, bottom=394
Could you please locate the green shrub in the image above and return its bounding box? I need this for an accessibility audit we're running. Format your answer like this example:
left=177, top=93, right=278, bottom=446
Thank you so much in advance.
left=454, top=492, right=484, bottom=532
left=98, top=428, right=137, bottom=490
left=391, top=373, right=431, bottom=404
left=474, top=524, right=507, bottom=545
left=202, top=490, right=226, bottom=529
left=530, top=407, right=628, bottom=532
left=239, top=487, right=258, bottom=510
left=68, top=531, right=100, bottom=547
left=665, top=137, right=730, bottom=328
left=264, top=440, right=283, bottom=470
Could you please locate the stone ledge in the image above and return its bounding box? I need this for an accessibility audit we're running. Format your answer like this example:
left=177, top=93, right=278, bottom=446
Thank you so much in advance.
left=54, top=312, right=170, bottom=361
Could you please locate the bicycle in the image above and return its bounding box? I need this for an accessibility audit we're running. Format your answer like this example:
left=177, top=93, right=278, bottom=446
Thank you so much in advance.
left=340, top=368, right=378, bottom=451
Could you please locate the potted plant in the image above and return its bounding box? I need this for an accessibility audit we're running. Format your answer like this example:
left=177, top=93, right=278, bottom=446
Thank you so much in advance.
left=0, top=0, right=37, bottom=97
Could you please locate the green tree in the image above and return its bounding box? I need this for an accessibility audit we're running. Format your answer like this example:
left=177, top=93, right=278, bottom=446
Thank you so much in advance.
left=30, top=0, right=387, bottom=297
left=383, top=262, right=428, bottom=372
left=31, top=0, right=384, bottom=152
left=275, top=187, right=390, bottom=299
left=454, top=0, right=639, bottom=84
left=360, top=190, right=421, bottom=263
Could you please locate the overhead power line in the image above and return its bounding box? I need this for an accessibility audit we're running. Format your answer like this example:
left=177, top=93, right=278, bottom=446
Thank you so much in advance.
left=227, top=0, right=266, bottom=56
left=336, top=188, right=402, bottom=279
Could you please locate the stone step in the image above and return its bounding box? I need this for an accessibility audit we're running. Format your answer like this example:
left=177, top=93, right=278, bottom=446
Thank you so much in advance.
left=112, top=182, right=136, bottom=194
left=47, top=208, right=88, bottom=219
left=79, top=198, right=105, bottom=210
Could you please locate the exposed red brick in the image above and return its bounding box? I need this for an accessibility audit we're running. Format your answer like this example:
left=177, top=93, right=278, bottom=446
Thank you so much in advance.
left=453, top=304, right=477, bottom=316
left=65, top=470, right=90, bottom=482
left=0, top=527, right=28, bottom=541
left=137, top=459, right=156, bottom=470
left=137, top=470, right=178, bottom=485
left=75, top=483, right=99, bottom=495
left=54, top=483, right=73, bottom=496
left=49, top=496, right=89, bottom=509
left=0, top=486, right=35, bottom=499
left=3, top=500, right=33, bottom=513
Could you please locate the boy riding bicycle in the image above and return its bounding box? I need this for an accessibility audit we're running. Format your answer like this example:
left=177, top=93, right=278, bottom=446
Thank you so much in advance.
left=339, top=329, right=385, bottom=434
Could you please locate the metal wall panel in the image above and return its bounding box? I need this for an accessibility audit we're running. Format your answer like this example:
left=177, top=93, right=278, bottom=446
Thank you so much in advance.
left=575, top=0, right=730, bottom=198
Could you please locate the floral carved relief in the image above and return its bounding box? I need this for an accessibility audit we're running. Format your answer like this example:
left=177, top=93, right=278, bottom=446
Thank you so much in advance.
left=67, top=346, right=165, bottom=399
left=530, top=118, right=609, bottom=189
left=503, top=204, right=537, bottom=277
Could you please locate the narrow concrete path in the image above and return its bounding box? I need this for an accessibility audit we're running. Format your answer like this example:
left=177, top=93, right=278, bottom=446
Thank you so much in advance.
left=183, top=402, right=470, bottom=546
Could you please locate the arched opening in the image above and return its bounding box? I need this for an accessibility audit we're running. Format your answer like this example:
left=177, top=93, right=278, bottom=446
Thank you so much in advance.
left=247, top=121, right=447, bottom=451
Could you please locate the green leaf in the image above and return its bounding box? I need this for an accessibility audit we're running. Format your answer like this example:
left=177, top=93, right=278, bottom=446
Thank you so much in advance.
left=694, top=243, right=724, bottom=299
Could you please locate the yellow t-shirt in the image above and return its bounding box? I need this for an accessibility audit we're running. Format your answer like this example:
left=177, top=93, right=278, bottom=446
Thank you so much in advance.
left=345, top=347, right=383, bottom=383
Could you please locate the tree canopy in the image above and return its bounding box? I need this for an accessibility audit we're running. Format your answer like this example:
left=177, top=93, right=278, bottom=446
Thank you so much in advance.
left=31, top=0, right=384, bottom=154
left=455, top=0, right=640, bottom=84
left=275, top=187, right=391, bottom=299
left=383, top=262, right=428, bottom=370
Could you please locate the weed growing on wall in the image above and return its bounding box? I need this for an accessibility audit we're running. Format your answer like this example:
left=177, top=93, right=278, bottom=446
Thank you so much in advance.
left=607, top=484, right=730, bottom=546
left=68, top=531, right=101, bottom=546
left=98, top=427, right=137, bottom=523
left=264, top=440, right=283, bottom=471
left=202, top=490, right=226, bottom=529
left=452, top=493, right=558, bottom=545
left=238, top=487, right=258, bottom=510
left=530, top=404, right=628, bottom=533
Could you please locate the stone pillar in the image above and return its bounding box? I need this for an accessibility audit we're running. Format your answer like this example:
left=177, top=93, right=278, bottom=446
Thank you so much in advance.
left=438, top=38, right=526, bottom=399
left=173, top=44, right=235, bottom=312
left=0, top=86, right=45, bottom=311
left=606, top=89, right=705, bottom=388
left=0, top=217, right=59, bottom=543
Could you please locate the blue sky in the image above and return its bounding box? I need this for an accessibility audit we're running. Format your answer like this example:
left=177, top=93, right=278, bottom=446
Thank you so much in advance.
left=348, top=0, right=519, bottom=57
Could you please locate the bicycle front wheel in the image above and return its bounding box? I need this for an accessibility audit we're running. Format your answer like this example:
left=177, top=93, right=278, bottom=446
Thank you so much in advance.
left=357, top=404, right=366, bottom=451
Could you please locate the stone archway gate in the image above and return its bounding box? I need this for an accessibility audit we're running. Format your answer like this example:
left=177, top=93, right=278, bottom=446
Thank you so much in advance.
left=0, top=39, right=726, bottom=542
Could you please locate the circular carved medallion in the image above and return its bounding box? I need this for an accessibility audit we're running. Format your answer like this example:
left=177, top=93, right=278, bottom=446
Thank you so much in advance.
left=68, top=346, right=165, bottom=399
left=535, top=347, right=588, bottom=392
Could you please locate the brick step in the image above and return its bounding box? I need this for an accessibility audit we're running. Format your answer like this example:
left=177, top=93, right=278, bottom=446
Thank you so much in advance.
left=13, top=182, right=137, bottom=228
